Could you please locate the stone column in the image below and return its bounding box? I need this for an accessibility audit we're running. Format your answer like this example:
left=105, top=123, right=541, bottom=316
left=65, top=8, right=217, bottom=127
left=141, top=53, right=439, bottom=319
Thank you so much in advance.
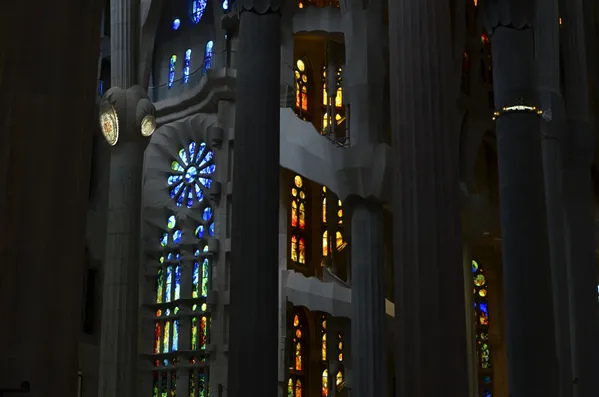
left=110, top=0, right=136, bottom=87
left=348, top=199, right=387, bottom=397
left=485, top=8, right=559, bottom=396
left=561, top=1, right=599, bottom=395
left=389, top=0, right=469, bottom=394
left=97, top=88, right=154, bottom=397
left=0, top=0, right=101, bottom=396
left=227, top=0, right=281, bottom=396
left=340, top=0, right=386, bottom=146
left=536, top=1, right=573, bottom=395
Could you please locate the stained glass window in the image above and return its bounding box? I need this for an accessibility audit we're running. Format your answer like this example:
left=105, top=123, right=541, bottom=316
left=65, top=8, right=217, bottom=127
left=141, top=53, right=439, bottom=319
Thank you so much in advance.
left=168, top=55, right=177, bottom=88
left=183, top=49, right=192, bottom=84
left=172, top=18, right=181, bottom=30
left=222, top=0, right=229, bottom=9
left=153, top=216, right=182, bottom=397
left=191, top=0, right=208, bottom=24
left=321, top=315, right=328, bottom=396
left=289, top=310, right=306, bottom=397
left=167, top=141, right=215, bottom=208
left=295, top=59, right=309, bottom=113
left=473, top=260, right=493, bottom=397
left=290, top=175, right=307, bottom=265
left=321, top=67, right=344, bottom=133
left=204, top=41, right=213, bottom=74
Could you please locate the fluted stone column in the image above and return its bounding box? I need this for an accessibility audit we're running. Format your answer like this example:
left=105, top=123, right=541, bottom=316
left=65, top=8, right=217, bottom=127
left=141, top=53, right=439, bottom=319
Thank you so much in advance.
left=227, top=0, right=281, bottom=396
left=389, top=0, right=469, bottom=395
left=561, top=1, right=599, bottom=395
left=340, top=0, right=386, bottom=146
left=485, top=4, right=559, bottom=395
left=349, top=199, right=387, bottom=397
left=536, top=1, right=572, bottom=395
left=0, top=1, right=101, bottom=396
left=98, top=87, right=155, bottom=397
left=110, top=0, right=136, bottom=87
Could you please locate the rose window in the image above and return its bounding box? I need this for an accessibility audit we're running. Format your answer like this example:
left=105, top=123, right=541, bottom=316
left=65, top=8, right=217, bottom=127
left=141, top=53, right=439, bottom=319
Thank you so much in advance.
left=167, top=141, right=215, bottom=208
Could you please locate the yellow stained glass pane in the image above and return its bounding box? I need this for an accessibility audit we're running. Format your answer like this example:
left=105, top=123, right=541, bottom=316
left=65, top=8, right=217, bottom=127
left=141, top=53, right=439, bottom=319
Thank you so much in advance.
left=322, top=231, right=329, bottom=257
left=299, top=238, right=306, bottom=264
left=295, top=342, right=303, bottom=370
left=297, top=59, right=305, bottom=72
left=295, top=175, right=303, bottom=188
left=322, top=369, right=329, bottom=396
left=322, top=197, right=327, bottom=223
left=299, top=203, right=306, bottom=229
left=335, top=88, right=342, bottom=107
left=321, top=334, right=327, bottom=361
left=336, top=371, right=343, bottom=385
left=336, top=231, right=343, bottom=248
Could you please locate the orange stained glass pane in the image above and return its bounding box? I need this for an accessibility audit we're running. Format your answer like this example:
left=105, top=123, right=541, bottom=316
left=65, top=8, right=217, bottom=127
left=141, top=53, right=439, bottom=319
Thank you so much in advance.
left=322, top=231, right=329, bottom=257
left=299, top=237, right=306, bottom=264
left=336, top=231, right=343, bottom=248
left=301, top=92, right=308, bottom=111
left=294, top=314, right=300, bottom=327
left=322, top=197, right=327, bottom=223
left=295, top=379, right=302, bottom=397
left=322, top=333, right=327, bottom=360
left=295, top=342, right=303, bottom=370
left=299, top=203, right=306, bottom=229
left=322, top=369, right=329, bottom=396
left=291, top=201, right=298, bottom=227
left=291, top=235, right=298, bottom=262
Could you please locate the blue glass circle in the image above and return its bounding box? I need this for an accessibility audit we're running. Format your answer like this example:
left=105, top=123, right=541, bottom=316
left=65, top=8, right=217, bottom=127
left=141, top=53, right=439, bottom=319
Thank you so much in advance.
left=185, top=166, right=198, bottom=183
left=172, top=18, right=181, bottom=30
left=173, top=230, right=182, bottom=244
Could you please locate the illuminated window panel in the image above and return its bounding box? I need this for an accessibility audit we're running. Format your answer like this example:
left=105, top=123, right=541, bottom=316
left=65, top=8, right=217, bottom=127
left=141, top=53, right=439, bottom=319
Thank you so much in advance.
left=167, top=141, right=215, bottom=209
left=473, top=260, right=493, bottom=397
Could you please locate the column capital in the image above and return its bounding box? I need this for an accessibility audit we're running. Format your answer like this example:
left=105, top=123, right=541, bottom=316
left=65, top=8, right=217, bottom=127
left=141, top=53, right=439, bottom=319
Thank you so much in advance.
left=484, top=0, right=534, bottom=34
left=238, top=0, right=282, bottom=14
left=343, top=195, right=383, bottom=213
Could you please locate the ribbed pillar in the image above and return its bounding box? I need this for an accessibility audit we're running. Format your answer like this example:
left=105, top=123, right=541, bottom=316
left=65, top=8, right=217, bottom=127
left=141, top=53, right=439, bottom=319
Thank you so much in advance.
left=227, top=6, right=281, bottom=397
left=561, top=0, right=599, bottom=393
left=349, top=199, right=387, bottom=397
left=536, top=0, right=572, bottom=395
left=0, top=1, right=101, bottom=396
left=389, top=0, right=469, bottom=395
left=340, top=0, right=385, bottom=146
left=98, top=143, right=145, bottom=397
left=490, top=26, right=559, bottom=396
left=110, top=0, right=136, bottom=87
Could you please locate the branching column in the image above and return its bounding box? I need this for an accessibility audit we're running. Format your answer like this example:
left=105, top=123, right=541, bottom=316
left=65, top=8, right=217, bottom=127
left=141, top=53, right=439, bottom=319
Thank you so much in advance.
left=227, top=0, right=281, bottom=396
left=0, top=0, right=101, bottom=396
left=485, top=7, right=559, bottom=395
left=389, top=0, right=469, bottom=395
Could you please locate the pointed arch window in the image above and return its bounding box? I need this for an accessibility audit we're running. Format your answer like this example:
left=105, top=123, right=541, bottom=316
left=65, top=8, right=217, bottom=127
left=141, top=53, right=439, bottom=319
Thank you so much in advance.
left=183, top=49, right=192, bottom=84
left=295, top=59, right=309, bottom=113
left=289, top=310, right=306, bottom=397
left=321, top=66, right=344, bottom=134
left=473, top=260, right=493, bottom=397
left=204, top=40, right=214, bottom=74
left=168, top=55, right=177, bottom=88
left=335, top=332, right=345, bottom=391
left=321, top=188, right=346, bottom=261
left=321, top=314, right=329, bottom=396
left=290, top=175, right=307, bottom=265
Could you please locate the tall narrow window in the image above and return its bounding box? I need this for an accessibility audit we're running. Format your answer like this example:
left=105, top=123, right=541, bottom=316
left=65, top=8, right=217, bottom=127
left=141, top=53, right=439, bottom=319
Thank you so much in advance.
left=321, top=314, right=328, bottom=396
left=168, top=55, right=177, bottom=88
left=290, top=175, right=307, bottom=265
left=295, top=59, right=309, bottom=113
left=473, top=260, right=493, bottom=397
left=336, top=332, right=345, bottom=391
left=204, top=41, right=213, bottom=74
left=289, top=310, right=306, bottom=397
left=321, top=66, right=344, bottom=134
left=152, top=215, right=181, bottom=397
left=183, top=49, right=192, bottom=84
left=191, top=0, right=208, bottom=24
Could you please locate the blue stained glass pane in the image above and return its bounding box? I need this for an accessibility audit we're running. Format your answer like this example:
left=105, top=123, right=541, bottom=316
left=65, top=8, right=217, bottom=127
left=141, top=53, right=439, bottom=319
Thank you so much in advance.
left=184, top=49, right=192, bottom=84
left=170, top=182, right=184, bottom=198
left=222, top=0, right=228, bottom=9
left=160, top=233, right=169, bottom=247
left=194, top=249, right=200, bottom=257
left=167, top=215, right=176, bottom=229
left=176, top=187, right=187, bottom=207
left=203, top=207, right=213, bottom=221
left=482, top=390, right=491, bottom=397
left=203, top=245, right=208, bottom=253
left=201, top=258, right=209, bottom=297
left=172, top=18, right=181, bottom=30
left=176, top=253, right=181, bottom=261
left=189, top=142, right=196, bottom=159
left=196, top=225, right=205, bottom=238
left=479, top=302, right=489, bottom=317
left=173, top=230, right=182, bottom=244
left=192, top=0, right=208, bottom=24
left=483, top=376, right=491, bottom=384
left=195, top=183, right=204, bottom=202
left=209, top=222, right=215, bottom=236
left=203, top=41, right=213, bottom=74
left=168, top=55, right=177, bottom=88
left=167, top=253, right=173, bottom=261
left=179, top=149, right=189, bottom=166
left=185, top=166, right=198, bottom=183
left=192, top=262, right=200, bottom=298
left=196, top=142, right=207, bottom=163
left=174, top=266, right=181, bottom=300
left=200, top=150, right=214, bottom=166
left=165, top=266, right=173, bottom=302
left=187, top=188, right=194, bottom=208
left=173, top=320, right=179, bottom=351
left=199, top=178, right=212, bottom=188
